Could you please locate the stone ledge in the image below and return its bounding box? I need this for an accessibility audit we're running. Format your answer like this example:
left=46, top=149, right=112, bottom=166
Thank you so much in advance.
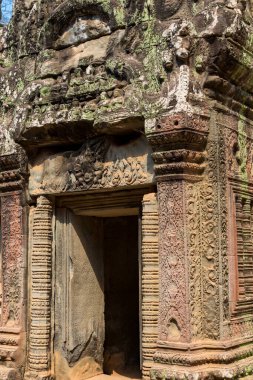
left=151, top=355, right=253, bottom=380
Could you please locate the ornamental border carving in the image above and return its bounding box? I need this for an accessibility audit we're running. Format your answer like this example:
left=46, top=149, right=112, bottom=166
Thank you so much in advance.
left=157, top=181, right=190, bottom=343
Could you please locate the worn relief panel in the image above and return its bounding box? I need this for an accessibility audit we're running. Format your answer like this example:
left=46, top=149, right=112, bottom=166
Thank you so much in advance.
left=29, top=135, right=154, bottom=195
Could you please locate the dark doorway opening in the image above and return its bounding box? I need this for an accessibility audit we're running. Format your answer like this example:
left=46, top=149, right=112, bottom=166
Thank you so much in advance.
left=103, top=216, right=140, bottom=377
left=54, top=207, right=142, bottom=380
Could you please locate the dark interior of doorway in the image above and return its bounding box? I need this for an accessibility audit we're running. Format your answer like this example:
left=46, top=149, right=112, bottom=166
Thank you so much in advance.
left=103, top=216, right=141, bottom=378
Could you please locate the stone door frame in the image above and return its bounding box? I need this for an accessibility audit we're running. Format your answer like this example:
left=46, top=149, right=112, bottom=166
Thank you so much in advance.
left=26, top=186, right=159, bottom=380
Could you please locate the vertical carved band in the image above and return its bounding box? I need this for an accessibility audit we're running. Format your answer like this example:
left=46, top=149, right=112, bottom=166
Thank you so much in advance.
left=28, top=196, right=53, bottom=378
left=186, top=183, right=202, bottom=338
left=1, top=193, right=24, bottom=328
left=157, top=181, right=190, bottom=343
left=186, top=180, right=221, bottom=339
left=186, top=125, right=226, bottom=340
left=141, top=194, right=159, bottom=378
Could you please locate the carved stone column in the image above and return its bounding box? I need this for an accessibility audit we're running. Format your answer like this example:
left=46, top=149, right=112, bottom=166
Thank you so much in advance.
left=141, top=194, right=159, bottom=379
left=25, top=196, right=53, bottom=380
left=146, top=109, right=253, bottom=378
left=0, top=146, right=28, bottom=380
left=146, top=111, right=211, bottom=378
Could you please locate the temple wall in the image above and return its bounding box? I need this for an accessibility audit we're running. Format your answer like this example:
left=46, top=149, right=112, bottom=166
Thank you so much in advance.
left=0, top=0, right=253, bottom=379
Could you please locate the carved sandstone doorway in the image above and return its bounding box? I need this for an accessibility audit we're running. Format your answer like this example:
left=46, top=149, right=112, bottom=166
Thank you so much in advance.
left=53, top=189, right=158, bottom=380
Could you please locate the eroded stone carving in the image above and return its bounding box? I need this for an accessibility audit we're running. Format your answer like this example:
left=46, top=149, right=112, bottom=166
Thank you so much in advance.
left=0, top=0, right=253, bottom=379
left=1, top=194, right=23, bottom=327
left=157, top=181, right=190, bottom=343
left=29, top=135, right=154, bottom=195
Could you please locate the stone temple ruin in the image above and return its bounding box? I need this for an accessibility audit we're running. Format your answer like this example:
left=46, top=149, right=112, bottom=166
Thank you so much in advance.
left=0, top=0, right=253, bottom=379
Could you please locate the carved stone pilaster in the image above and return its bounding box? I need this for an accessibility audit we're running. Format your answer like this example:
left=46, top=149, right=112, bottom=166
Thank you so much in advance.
left=25, top=196, right=53, bottom=380
left=156, top=180, right=191, bottom=344
left=147, top=111, right=253, bottom=378
left=146, top=112, right=217, bottom=378
left=146, top=111, right=209, bottom=345
left=0, top=146, right=28, bottom=379
left=141, top=194, right=159, bottom=379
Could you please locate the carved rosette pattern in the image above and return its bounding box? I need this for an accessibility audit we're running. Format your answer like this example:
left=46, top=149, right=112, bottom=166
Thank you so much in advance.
left=28, top=196, right=53, bottom=379
left=141, top=194, right=159, bottom=379
left=157, top=181, right=190, bottom=342
left=1, top=194, right=24, bottom=327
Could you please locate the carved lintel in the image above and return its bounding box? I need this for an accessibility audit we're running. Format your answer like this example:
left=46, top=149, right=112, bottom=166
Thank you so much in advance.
left=25, top=196, right=53, bottom=380
left=29, top=135, right=154, bottom=195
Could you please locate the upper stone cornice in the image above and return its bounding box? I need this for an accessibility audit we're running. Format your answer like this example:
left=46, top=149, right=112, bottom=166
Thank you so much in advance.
left=0, top=0, right=252, bottom=146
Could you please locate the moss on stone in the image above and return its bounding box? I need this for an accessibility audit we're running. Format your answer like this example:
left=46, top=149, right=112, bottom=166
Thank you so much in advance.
left=16, top=79, right=25, bottom=93
left=114, top=0, right=126, bottom=26
left=40, top=86, right=51, bottom=98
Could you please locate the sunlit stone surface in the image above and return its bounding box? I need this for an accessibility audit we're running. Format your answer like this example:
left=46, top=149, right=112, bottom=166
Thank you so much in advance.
left=0, top=1, right=252, bottom=379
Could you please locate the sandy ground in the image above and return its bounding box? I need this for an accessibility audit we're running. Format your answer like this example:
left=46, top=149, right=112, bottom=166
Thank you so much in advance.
left=91, top=368, right=141, bottom=380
